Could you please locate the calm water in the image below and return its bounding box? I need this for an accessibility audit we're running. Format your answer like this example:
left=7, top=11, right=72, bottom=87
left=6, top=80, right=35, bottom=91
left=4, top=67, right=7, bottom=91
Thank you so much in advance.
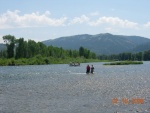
left=0, top=62, right=150, bottom=113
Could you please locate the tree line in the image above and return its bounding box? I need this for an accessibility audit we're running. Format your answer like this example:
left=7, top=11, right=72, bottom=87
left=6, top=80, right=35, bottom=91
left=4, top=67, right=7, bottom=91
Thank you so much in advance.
left=98, top=51, right=150, bottom=61
left=0, top=35, right=97, bottom=60
left=1, top=35, right=150, bottom=66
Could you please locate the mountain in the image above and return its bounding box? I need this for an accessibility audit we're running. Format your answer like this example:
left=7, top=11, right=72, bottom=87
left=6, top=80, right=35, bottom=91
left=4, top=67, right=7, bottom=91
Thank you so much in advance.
left=42, top=33, right=150, bottom=55
left=1, top=33, right=149, bottom=55
left=131, top=42, right=150, bottom=53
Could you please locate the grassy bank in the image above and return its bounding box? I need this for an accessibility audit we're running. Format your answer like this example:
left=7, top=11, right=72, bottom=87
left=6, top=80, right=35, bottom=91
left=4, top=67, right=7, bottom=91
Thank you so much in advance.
left=0, top=56, right=106, bottom=66
left=103, top=61, right=143, bottom=65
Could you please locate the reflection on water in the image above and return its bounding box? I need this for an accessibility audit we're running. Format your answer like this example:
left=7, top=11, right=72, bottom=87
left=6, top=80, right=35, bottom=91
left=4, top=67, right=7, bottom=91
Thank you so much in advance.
left=0, top=62, right=150, bottom=113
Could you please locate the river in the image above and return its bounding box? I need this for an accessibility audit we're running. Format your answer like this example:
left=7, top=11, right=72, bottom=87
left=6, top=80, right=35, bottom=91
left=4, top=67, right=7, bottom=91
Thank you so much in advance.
left=0, top=62, right=150, bottom=113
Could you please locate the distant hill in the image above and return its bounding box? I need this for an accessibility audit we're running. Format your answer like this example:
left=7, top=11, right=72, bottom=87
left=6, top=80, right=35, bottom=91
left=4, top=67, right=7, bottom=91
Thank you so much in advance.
left=42, top=33, right=150, bottom=55
left=130, top=42, right=150, bottom=53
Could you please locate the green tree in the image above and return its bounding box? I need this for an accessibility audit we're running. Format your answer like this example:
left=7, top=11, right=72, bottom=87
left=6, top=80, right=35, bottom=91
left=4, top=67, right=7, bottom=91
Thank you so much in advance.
left=143, top=50, right=150, bottom=61
left=72, top=50, right=79, bottom=58
left=79, top=46, right=84, bottom=57
left=3, top=35, right=16, bottom=58
left=90, top=52, right=96, bottom=59
left=15, top=38, right=26, bottom=58
left=84, top=48, right=90, bottom=59
left=136, top=52, right=143, bottom=61
left=47, top=46, right=54, bottom=57
left=27, top=40, right=37, bottom=58
left=36, top=42, right=47, bottom=57
left=69, top=49, right=72, bottom=57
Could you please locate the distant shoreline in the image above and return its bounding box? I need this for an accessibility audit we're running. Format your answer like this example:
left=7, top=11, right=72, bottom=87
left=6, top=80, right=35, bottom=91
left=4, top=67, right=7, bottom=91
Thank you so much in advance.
left=103, top=61, right=143, bottom=65
left=0, top=57, right=107, bottom=66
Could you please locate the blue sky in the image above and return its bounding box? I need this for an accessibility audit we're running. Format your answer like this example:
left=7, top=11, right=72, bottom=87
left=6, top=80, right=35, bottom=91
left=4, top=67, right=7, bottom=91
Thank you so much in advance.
left=0, top=0, right=150, bottom=43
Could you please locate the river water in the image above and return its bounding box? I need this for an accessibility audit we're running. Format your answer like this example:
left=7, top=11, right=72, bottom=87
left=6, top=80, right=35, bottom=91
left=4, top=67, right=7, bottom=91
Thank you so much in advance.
left=0, top=62, right=150, bottom=113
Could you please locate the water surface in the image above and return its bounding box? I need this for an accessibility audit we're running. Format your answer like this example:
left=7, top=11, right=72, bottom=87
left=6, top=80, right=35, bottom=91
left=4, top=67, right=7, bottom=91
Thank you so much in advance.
left=0, top=62, right=150, bottom=113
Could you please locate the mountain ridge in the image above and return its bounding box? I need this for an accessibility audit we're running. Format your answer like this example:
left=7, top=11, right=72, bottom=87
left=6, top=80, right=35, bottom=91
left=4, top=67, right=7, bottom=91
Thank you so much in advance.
left=1, top=33, right=150, bottom=55
left=42, top=33, right=150, bottom=55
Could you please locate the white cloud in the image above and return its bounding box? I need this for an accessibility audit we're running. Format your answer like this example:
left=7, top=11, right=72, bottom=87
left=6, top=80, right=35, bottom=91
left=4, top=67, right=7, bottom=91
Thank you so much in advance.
left=144, top=22, right=150, bottom=27
left=0, top=10, right=141, bottom=31
left=89, top=16, right=138, bottom=29
left=69, top=15, right=90, bottom=25
left=0, top=10, right=67, bottom=29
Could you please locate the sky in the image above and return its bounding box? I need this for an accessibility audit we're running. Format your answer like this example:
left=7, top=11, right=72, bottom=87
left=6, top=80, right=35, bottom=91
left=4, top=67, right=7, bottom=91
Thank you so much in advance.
left=0, top=0, right=150, bottom=43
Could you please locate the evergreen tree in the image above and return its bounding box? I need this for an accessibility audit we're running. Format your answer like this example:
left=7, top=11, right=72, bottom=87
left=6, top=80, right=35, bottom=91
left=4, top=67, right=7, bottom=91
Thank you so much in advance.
left=79, top=46, right=84, bottom=57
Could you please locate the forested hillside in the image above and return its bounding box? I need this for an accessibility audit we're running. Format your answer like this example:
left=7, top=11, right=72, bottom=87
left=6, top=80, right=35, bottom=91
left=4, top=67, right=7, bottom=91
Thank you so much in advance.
left=42, top=33, right=150, bottom=55
left=130, top=42, right=150, bottom=53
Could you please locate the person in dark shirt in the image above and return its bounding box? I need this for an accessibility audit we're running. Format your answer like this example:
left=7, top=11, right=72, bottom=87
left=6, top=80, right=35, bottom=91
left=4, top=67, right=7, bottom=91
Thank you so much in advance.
left=86, top=65, right=90, bottom=74
left=91, top=65, right=94, bottom=74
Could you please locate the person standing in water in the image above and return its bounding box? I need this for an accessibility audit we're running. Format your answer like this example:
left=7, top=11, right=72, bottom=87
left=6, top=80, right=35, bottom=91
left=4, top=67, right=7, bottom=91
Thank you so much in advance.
left=91, top=65, right=94, bottom=74
left=86, top=65, right=90, bottom=74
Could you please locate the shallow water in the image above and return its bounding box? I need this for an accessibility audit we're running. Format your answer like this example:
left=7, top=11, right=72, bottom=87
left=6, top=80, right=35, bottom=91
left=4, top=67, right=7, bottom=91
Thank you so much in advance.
left=0, top=62, right=150, bottom=113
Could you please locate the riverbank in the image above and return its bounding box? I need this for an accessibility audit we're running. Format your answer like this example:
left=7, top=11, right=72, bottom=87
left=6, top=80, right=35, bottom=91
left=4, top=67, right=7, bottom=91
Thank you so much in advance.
left=103, top=61, right=143, bottom=65
left=0, top=56, right=108, bottom=66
